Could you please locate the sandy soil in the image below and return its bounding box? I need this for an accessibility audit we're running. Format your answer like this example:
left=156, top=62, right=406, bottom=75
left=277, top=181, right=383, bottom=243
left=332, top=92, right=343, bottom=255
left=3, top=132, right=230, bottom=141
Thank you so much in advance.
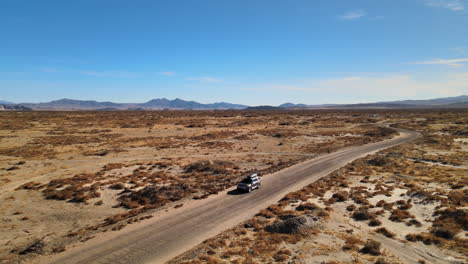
left=0, top=110, right=395, bottom=263
left=170, top=110, right=467, bottom=264
left=38, top=127, right=418, bottom=264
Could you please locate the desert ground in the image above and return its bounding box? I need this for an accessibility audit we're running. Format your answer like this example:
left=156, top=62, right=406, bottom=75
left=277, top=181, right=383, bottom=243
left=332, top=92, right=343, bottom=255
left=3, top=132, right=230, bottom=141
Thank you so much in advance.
left=171, top=110, right=468, bottom=264
left=0, top=110, right=466, bottom=264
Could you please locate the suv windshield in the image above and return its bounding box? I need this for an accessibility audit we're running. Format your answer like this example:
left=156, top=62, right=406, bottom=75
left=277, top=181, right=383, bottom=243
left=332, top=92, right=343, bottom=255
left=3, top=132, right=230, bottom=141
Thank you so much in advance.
left=240, top=178, right=252, bottom=184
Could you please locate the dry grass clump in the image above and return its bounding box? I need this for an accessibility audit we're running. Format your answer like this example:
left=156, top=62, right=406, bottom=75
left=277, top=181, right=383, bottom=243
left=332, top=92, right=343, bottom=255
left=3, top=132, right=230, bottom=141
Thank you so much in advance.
left=119, top=184, right=192, bottom=209
left=280, top=190, right=309, bottom=202
left=273, top=249, right=291, bottom=262
left=296, top=202, right=321, bottom=211
left=360, top=239, right=381, bottom=255
left=364, top=126, right=396, bottom=138
left=190, top=130, right=237, bottom=141
left=405, top=233, right=441, bottom=245
left=254, top=128, right=301, bottom=138
left=41, top=174, right=102, bottom=203
left=368, top=219, right=382, bottom=227
left=389, top=209, right=415, bottom=222
left=342, top=235, right=363, bottom=251
left=330, top=191, right=350, bottom=202
left=375, top=227, right=395, bottom=238
left=431, top=207, right=467, bottom=239
left=183, top=160, right=236, bottom=174
left=109, top=182, right=125, bottom=190
left=16, top=181, right=43, bottom=190
left=0, top=145, right=58, bottom=159
left=17, top=239, right=45, bottom=255
left=352, top=207, right=375, bottom=221
left=367, top=157, right=387, bottom=166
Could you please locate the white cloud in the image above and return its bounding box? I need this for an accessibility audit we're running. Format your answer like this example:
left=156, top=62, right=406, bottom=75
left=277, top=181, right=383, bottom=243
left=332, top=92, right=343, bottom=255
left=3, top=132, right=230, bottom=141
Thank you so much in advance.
left=339, top=9, right=366, bottom=20
left=246, top=73, right=468, bottom=101
left=159, top=71, right=176, bottom=76
left=411, top=58, right=468, bottom=67
left=188, top=76, right=223, bottom=83
left=424, top=0, right=465, bottom=11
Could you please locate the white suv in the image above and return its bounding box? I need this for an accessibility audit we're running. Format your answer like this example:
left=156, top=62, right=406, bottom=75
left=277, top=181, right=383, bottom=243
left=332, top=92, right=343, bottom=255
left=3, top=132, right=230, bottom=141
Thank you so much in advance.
left=237, top=173, right=261, bottom=193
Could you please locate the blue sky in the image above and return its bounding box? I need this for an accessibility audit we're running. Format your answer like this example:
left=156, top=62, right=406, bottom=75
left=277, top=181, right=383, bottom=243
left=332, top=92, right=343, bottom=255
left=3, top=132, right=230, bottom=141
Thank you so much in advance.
left=1, top=0, right=467, bottom=105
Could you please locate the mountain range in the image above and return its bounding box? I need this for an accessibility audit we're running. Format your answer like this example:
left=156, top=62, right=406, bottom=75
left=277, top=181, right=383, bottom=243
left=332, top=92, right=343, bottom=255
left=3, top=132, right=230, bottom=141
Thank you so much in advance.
left=16, top=98, right=247, bottom=110
left=278, top=95, right=468, bottom=109
left=0, top=95, right=467, bottom=110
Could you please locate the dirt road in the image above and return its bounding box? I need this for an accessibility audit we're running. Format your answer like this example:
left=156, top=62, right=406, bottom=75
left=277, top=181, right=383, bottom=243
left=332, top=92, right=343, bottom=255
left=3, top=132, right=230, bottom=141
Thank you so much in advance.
left=43, top=128, right=420, bottom=264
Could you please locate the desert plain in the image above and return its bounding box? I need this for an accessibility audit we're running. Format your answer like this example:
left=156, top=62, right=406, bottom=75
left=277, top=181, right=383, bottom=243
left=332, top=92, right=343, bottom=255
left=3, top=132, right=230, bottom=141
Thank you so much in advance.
left=0, top=109, right=466, bottom=264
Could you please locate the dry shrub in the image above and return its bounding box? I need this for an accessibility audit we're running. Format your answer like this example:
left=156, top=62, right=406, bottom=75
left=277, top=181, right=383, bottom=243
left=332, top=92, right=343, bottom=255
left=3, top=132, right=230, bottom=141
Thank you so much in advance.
left=104, top=208, right=146, bottom=225
left=198, top=255, right=223, bottom=264
left=431, top=228, right=456, bottom=240
left=375, top=227, right=395, bottom=238
left=432, top=207, right=467, bottom=232
left=183, top=160, right=235, bottom=174
left=264, top=214, right=321, bottom=235
left=389, top=209, right=415, bottom=222
left=43, top=177, right=101, bottom=203
left=244, top=217, right=267, bottom=231
left=190, top=131, right=237, bottom=141
left=342, top=235, right=363, bottom=251
left=266, top=204, right=295, bottom=218
left=331, top=191, right=350, bottom=202
left=368, top=157, right=387, bottom=166
left=109, top=183, right=125, bottom=190
left=16, top=181, right=43, bottom=190
left=406, top=219, right=423, bottom=227
left=364, top=126, right=397, bottom=139
left=396, top=199, right=413, bottom=210
left=296, top=202, right=320, bottom=211
left=280, top=191, right=309, bottom=202
left=369, top=219, right=382, bottom=227
left=51, top=245, right=66, bottom=253
left=447, top=190, right=467, bottom=206
left=273, top=249, right=291, bottom=262
left=255, top=128, right=301, bottom=138
left=375, top=258, right=388, bottom=264
left=375, top=200, right=386, bottom=207
left=119, top=184, right=192, bottom=209
left=352, top=208, right=375, bottom=221
left=406, top=233, right=441, bottom=245
left=102, top=163, right=125, bottom=171
left=256, top=209, right=275, bottom=219
left=18, top=239, right=45, bottom=255
left=360, top=239, right=381, bottom=255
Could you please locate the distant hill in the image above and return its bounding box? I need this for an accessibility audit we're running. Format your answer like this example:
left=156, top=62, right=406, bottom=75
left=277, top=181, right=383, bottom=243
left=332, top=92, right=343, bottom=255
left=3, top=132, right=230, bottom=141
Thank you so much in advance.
left=0, top=100, right=14, bottom=104
left=9, top=95, right=468, bottom=111
left=246, top=105, right=282, bottom=110
left=18, top=98, right=247, bottom=110
left=21, top=99, right=124, bottom=110
left=141, top=98, right=246, bottom=109
left=0, top=104, right=32, bottom=111
left=381, top=95, right=468, bottom=106
left=279, top=103, right=309, bottom=108
left=278, top=95, right=468, bottom=109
